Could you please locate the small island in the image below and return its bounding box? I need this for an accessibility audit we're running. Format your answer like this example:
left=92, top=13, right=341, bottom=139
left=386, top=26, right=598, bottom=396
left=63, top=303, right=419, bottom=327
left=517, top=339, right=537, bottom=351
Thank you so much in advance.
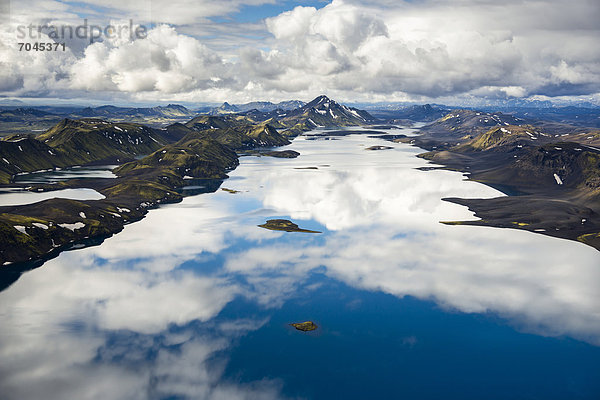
left=290, top=321, right=318, bottom=332
left=262, top=150, right=300, bottom=158
left=258, top=219, right=321, bottom=233
left=221, top=188, right=242, bottom=194
left=365, top=145, right=393, bottom=150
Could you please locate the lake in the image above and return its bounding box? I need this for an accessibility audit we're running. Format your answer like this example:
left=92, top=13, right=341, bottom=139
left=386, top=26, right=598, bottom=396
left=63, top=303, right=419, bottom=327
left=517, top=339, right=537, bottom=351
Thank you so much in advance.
left=0, top=188, right=106, bottom=207
left=0, top=129, right=599, bottom=399
left=13, top=164, right=118, bottom=184
left=0, top=165, right=116, bottom=206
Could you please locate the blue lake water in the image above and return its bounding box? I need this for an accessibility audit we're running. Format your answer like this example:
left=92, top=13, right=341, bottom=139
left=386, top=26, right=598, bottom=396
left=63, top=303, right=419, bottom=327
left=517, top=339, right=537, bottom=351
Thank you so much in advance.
left=13, top=164, right=117, bottom=184
left=0, top=129, right=599, bottom=399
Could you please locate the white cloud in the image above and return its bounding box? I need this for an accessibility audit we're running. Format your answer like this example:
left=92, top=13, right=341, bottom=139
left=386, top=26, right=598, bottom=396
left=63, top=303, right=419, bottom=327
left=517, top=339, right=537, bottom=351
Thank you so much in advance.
left=0, top=22, right=77, bottom=96
left=266, top=6, right=317, bottom=41
left=550, top=60, right=598, bottom=85
left=69, top=25, right=233, bottom=93
left=1, top=0, right=599, bottom=102
left=259, top=0, right=600, bottom=99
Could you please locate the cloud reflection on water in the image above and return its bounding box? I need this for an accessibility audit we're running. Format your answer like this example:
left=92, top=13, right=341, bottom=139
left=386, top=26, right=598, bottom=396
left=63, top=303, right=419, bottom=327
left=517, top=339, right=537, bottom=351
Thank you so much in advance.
left=0, top=132, right=599, bottom=398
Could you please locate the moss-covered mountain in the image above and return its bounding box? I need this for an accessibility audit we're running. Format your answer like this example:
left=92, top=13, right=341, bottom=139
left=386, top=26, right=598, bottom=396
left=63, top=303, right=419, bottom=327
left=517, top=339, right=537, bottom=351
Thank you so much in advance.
left=0, top=136, right=75, bottom=184
left=475, top=142, right=600, bottom=200
left=421, top=122, right=600, bottom=195
left=155, top=122, right=196, bottom=143
left=0, top=119, right=287, bottom=266
left=74, top=104, right=196, bottom=120
left=167, top=114, right=291, bottom=149
left=0, top=118, right=171, bottom=184
left=456, top=125, right=554, bottom=151
left=0, top=198, right=145, bottom=267
left=417, top=110, right=525, bottom=146
left=184, top=115, right=248, bottom=131
left=38, top=118, right=167, bottom=163
left=412, top=117, right=600, bottom=250
left=181, top=123, right=290, bottom=150
left=207, top=102, right=240, bottom=115
left=192, top=96, right=376, bottom=137
left=0, top=135, right=240, bottom=267
left=114, top=137, right=239, bottom=183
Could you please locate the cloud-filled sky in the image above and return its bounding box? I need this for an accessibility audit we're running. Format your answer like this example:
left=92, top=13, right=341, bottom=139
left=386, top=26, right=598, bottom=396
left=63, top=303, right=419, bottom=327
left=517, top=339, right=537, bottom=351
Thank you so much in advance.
left=1, top=0, right=599, bottom=105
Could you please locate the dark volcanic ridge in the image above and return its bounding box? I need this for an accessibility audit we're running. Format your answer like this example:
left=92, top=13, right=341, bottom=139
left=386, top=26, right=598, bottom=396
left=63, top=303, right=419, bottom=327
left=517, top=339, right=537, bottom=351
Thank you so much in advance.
left=400, top=110, right=600, bottom=251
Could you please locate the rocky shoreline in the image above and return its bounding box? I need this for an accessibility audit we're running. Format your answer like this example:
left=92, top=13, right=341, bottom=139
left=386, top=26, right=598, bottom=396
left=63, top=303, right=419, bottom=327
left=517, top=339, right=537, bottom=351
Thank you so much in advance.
left=382, top=111, right=600, bottom=251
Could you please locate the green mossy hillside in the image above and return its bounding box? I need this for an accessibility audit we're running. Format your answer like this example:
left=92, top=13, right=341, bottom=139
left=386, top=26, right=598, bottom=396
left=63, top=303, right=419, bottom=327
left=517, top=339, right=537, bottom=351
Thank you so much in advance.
left=0, top=198, right=144, bottom=264
left=38, top=118, right=167, bottom=163
left=457, top=125, right=550, bottom=152
left=0, top=118, right=170, bottom=184
left=184, top=115, right=248, bottom=131
left=0, top=136, right=75, bottom=184
left=181, top=123, right=290, bottom=150
left=114, top=137, right=239, bottom=180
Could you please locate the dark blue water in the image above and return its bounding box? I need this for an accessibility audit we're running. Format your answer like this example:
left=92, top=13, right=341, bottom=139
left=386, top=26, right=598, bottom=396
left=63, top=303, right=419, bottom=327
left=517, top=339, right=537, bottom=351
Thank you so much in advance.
left=0, top=130, right=599, bottom=399
left=224, top=277, right=600, bottom=400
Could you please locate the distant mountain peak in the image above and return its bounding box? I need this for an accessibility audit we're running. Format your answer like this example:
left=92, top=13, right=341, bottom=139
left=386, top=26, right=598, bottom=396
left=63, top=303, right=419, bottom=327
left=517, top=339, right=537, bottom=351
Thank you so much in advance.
left=216, top=100, right=306, bottom=114
left=283, top=95, right=375, bottom=127
left=210, top=102, right=240, bottom=115
left=306, top=95, right=334, bottom=108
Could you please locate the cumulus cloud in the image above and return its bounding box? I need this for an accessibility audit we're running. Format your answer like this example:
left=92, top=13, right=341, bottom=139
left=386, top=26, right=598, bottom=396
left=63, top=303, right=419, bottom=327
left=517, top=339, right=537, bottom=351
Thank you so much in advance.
left=1, top=0, right=599, bottom=102
left=258, top=0, right=600, bottom=99
left=69, top=24, right=235, bottom=93
left=0, top=26, right=76, bottom=97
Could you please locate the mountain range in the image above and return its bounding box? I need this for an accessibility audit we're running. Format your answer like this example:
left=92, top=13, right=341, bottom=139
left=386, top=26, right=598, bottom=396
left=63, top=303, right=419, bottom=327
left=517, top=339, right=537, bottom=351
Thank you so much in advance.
left=76, top=104, right=195, bottom=119
left=207, top=100, right=305, bottom=115
left=2, top=94, right=600, bottom=268
left=367, top=104, right=450, bottom=123
left=0, top=95, right=370, bottom=186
